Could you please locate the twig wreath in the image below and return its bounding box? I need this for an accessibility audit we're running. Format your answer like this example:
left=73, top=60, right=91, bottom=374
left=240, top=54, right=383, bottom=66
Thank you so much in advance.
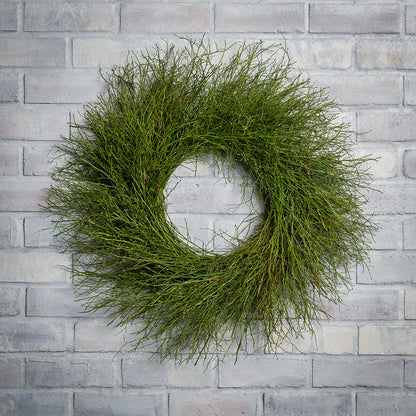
left=46, top=38, right=375, bottom=364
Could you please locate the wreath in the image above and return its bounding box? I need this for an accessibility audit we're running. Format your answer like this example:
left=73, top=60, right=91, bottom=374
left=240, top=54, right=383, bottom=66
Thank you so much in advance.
left=46, top=38, right=375, bottom=363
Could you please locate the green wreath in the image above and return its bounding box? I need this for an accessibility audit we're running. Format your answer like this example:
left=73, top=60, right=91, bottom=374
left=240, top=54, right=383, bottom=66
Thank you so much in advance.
left=46, top=38, right=375, bottom=363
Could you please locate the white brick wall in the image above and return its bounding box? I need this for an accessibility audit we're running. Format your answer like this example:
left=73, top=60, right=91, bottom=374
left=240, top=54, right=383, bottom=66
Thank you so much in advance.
left=1, top=1, right=415, bottom=415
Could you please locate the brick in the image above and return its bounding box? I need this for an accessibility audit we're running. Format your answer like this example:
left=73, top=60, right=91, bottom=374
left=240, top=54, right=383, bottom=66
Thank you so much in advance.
left=169, top=392, right=258, bottom=416
left=286, top=39, right=353, bottom=69
left=357, top=393, right=416, bottom=416
left=369, top=217, right=401, bottom=250
left=405, top=290, right=416, bottom=319
left=313, top=358, right=401, bottom=387
left=313, top=75, right=400, bottom=106
left=0, top=286, right=23, bottom=316
left=25, top=3, right=117, bottom=32
left=404, top=218, right=416, bottom=249
left=171, top=156, right=214, bottom=177
left=354, top=148, right=397, bottom=179
left=25, top=71, right=106, bottom=104
left=0, top=358, right=22, bottom=387
left=219, top=356, right=307, bottom=387
left=310, top=4, right=399, bottom=34
left=215, top=4, right=304, bottom=33
left=0, top=2, right=17, bottom=31
left=0, top=144, right=19, bottom=176
left=27, top=357, right=114, bottom=387
left=0, top=38, right=66, bottom=67
left=407, top=6, right=416, bottom=34
left=265, top=392, right=352, bottom=416
left=0, top=73, right=18, bottom=101
left=363, top=184, right=416, bottom=214
left=404, top=150, right=416, bottom=178
left=23, top=144, right=63, bottom=176
left=121, top=3, right=211, bottom=33
left=75, top=392, right=165, bottom=416
left=358, top=111, right=416, bottom=142
left=27, top=286, right=82, bottom=317
left=358, top=40, right=416, bottom=69
left=0, top=251, right=69, bottom=282
left=0, top=181, right=50, bottom=212
left=358, top=253, right=416, bottom=284
left=0, top=320, right=72, bottom=352
left=405, top=77, right=416, bottom=105
left=0, top=216, right=12, bottom=247
left=406, top=360, right=416, bottom=387
left=0, top=392, right=69, bottom=416
left=24, top=215, right=57, bottom=247
left=360, top=326, right=416, bottom=355
left=123, top=357, right=213, bottom=387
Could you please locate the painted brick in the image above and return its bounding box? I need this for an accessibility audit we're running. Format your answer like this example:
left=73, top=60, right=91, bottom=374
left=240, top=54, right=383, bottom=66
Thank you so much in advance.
left=0, top=251, right=69, bottom=282
left=24, top=216, right=57, bottom=247
left=75, top=392, right=165, bottom=416
left=0, top=38, right=66, bottom=67
left=313, top=358, right=401, bottom=387
left=121, top=3, right=211, bottom=33
left=360, top=326, right=416, bottom=355
left=404, top=150, right=416, bottom=178
left=0, top=73, right=18, bottom=101
left=23, top=144, right=62, bottom=176
left=405, top=360, right=416, bottom=387
left=286, top=40, right=352, bottom=69
left=405, top=77, right=416, bottom=105
left=407, top=5, right=416, bottom=34
left=358, top=111, right=416, bottom=142
left=357, top=393, right=416, bottom=416
left=0, top=2, right=17, bottom=31
left=265, top=392, right=352, bottom=416
left=122, top=357, right=213, bottom=387
left=0, top=181, right=50, bottom=212
left=215, top=4, right=304, bottom=33
left=405, top=290, right=416, bottom=319
left=171, top=156, right=214, bottom=177
left=27, top=286, right=82, bottom=317
left=0, top=216, right=11, bottom=247
left=357, top=253, right=416, bottom=284
left=27, top=357, right=114, bottom=387
left=0, top=286, right=23, bottom=316
left=169, top=391, right=259, bottom=416
left=370, top=217, right=402, bottom=250
left=0, top=392, right=69, bottom=416
left=313, top=75, right=400, bottom=106
left=25, top=3, right=117, bottom=32
left=355, top=148, right=397, bottom=179
left=25, top=71, right=106, bottom=104
left=363, top=184, right=416, bottom=214
left=310, top=4, right=399, bottom=34
left=0, top=358, right=22, bottom=387
left=404, top=218, right=416, bottom=249
left=0, top=320, right=73, bottom=352
left=0, top=144, right=19, bottom=176
left=219, top=356, right=307, bottom=387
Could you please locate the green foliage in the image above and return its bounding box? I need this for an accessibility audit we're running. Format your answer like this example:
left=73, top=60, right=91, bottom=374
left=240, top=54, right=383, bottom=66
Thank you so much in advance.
left=46, top=38, right=376, bottom=364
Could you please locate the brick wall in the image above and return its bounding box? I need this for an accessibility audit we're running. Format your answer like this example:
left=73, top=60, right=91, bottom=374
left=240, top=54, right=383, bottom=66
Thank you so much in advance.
left=1, top=1, right=416, bottom=415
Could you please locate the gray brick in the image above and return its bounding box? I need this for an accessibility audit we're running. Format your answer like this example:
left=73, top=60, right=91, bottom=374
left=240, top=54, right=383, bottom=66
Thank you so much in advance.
left=310, top=4, right=399, bottom=34
left=357, top=393, right=416, bottom=416
left=370, top=217, right=401, bottom=249
left=358, top=40, right=416, bottom=69
left=354, top=148, right=397, bottom=179
left=405, top=77, right=416, bottom=105
left=360, top=326, right=416, bottom=355
left=0, top=216, right=11, bottom=247
left=219, top=356, right=307, bottom=387
left=25, top=71, right=106, bottom=104
left=313, top=75, right=400, bottom=106
left=0, top=144, right=19, bottom=176
left=75, top=392, right=165, bottom=416
left=358, top=253, right=416, bottom=284
left=27, top=357, right=114, bottom=387
left=0, top=358, right=22, bottom=387
left=0, top=320, right=73, bottom=352
left=405, top=360, right=416, bottom=387
left=404, top=150, right=416, bottom=178
left=407, top=6, right=416, bottom=34
left=313, top=358, right=401, bottom=387
left=170, top=391, right=258, bottom=416
left=0, top=181, right=49, bottom=212
left=0, top=38, right=66, bottom=67
left=0, top=2, right=17, bottom=31
left=0, top=251, right=69, bottom=282
left=404, top=218, right=416, bottom=249
left=27, top=286, right=82, bottom=317
left=0, top=392, right=69, bottom=416
left=0, top=73, right=18, bottom=101
left=25, top=3, right=117, bottom=32
left=358, top=111, right=416, bottom=142
left=405, top=290, right=416, bottom=319
left=0, top=109, right=68, bottom=140
left=24, top=216, right=57, bottom=247
left=23, top=144, right=62, bottom=176
left=0, top=286, right=23, bottom=316
left=215, top=4, right=304, bottom=33
left=121, top=3, right=211, bottom=33
left=265, top=392, right=352, bottom=416
left=123, top=357, right=213, bottom=387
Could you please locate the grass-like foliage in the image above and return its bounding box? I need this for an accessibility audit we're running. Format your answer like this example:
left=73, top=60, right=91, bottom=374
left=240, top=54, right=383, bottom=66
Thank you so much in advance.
left=46, top=38, right=375, bottom=364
